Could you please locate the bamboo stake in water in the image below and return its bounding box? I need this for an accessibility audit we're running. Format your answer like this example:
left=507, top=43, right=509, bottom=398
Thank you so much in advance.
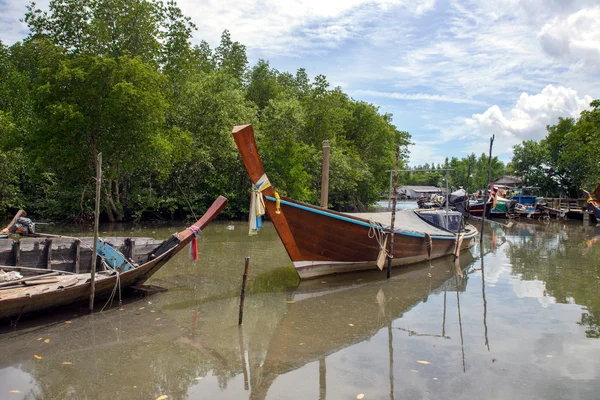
left=320, top=140, right=331, bottom=209
left=89, top=152, right=102, bottom=312
left=479, top=135, right=495, bottom=244
left=387, top=145, right=400, bottom=279
left=238, top=257, right=250, bottom=325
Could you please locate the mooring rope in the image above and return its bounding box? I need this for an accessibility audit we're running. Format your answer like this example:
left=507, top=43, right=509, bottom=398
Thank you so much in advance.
left=368, top=219, right=390, bottom=259
left=100, top=267, right=122, bottom=312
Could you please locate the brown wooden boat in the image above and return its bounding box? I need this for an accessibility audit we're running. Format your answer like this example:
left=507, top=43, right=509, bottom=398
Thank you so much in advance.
left=232, top=124, right=478, bottom=279
left=0, top=196, right=227, bottom=320
left=468, top=200, right=492, bottom=218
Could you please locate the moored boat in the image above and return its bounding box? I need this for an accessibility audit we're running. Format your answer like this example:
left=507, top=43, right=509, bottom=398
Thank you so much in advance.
left=585, top=186, right=600, bottom=222
left=232, top=124, right=478, bottom=279
left=468, top=200, right=492, bottom=218
left=0, top=196, right=227, bottom=320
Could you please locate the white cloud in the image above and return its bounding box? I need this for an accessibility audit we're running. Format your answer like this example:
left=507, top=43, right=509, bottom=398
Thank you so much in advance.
left=350, top=89, right=487, bottom=106
left=538, top=7, right=600, bottom=69
left=177, top=0, right=435, bottom=56
left=0, top=0, right=43, bottom=45
left=464, top=85, right=593, bottom=155
left=409, top=140, right=447, bottom=165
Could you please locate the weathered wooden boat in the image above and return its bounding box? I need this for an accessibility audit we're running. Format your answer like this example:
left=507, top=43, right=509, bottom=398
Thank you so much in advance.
left=0, top=196, right=227, bottom=320
left=232, top=124, right=478, bottom=279
left=468, top=200, right=492, bottom=218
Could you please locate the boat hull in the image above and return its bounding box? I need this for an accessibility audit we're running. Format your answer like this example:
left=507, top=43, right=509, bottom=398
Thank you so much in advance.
left=0, top=249, right=173, bottom=320
left=469, top=201, right=492, bottom=218
left=276, top=198, right=476, bottom=279
left=0, top=196, right=227, bottom=320
left=589, top=202, right=600, bottom=222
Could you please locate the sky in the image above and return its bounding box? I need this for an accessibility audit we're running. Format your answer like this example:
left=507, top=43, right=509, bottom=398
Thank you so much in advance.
left=1, top=0, right=599, bottom=165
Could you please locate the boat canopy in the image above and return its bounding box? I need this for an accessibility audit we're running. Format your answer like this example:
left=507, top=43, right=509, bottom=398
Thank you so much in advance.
left=347, top=210, right=457, bottom=236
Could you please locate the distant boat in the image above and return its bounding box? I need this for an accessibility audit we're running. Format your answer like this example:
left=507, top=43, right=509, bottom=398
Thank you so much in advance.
left=232, top=124, right=478, bottom=279
left=468, top=200, right=493, bottom=218
left=585, top=185, right=600, bottom=222
left=0, top=196, right=227, bottom=320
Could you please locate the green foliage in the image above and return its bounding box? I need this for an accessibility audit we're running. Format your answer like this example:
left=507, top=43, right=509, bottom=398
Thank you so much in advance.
left=1, top=2, right=411, bottom=220
left=510, top=103, right=600, bottom=197
left=402, top=153, right=505, bottom=192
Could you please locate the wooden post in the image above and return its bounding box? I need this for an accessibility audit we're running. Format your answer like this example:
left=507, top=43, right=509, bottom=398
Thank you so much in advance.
left=388, top=171, right=393, bottom=209
left=238, top=327, right=249, bottom=390
left=90, top=152, right=102, bottom=312
left=321, top=140, right=331, bottom=208
left=388, top=322, right=395, bottom=400
left=13, top=241, right=20, bottom=266
left=238, top=256, right=250, bottom=325
left=319, top=358, right=326, bottom=400
left=45, top=239, right=52, bottom=269
left=479, top=135, right=494, bottom=244
left=387, top=145, right=400, bottom=279
left=74, top=239, right=81, bottom=273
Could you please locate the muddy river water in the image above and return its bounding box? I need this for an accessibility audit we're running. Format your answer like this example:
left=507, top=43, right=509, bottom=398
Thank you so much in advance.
left=1, top=219, right=600, bottom=399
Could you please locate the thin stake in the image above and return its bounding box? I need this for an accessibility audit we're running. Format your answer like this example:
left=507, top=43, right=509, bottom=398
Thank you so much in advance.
left=238, top=256, right=250, bottom=325
left=388, top=322, right=395, bottom=400
left=238, top=327, right=250, bottom=390
left=319, top=358, right=326, bottom=400
left=90, top=152, right=102, bottom=312
left=479, top=135, right=495, bottom=244
left=456, top=274, right=466, bottom=373
left=321, top=140, right=331, bottom=208
left=387, top=145, right=400, bottom=279
left=481, top=246, right=490, bottom=351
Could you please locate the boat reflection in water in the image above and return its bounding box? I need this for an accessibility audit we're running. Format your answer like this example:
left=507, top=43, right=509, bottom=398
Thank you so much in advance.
left=246, top=251, right=475, bottom=400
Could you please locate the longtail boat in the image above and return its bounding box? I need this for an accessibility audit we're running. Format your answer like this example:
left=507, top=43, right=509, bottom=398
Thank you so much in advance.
left=0, top=196, right=227, bottom=320
left=585, top=186, right=600, bottom=222
left=232, top=124, right=477, bottom=279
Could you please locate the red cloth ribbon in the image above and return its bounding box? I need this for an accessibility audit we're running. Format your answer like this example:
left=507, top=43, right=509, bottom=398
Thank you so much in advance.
left=188, top=225, right=201, bottom=261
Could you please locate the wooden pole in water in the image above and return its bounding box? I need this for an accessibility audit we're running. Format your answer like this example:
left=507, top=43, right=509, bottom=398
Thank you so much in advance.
left=238, top=256, right=250, bottom=325
left=89, top=152, right=102, bottom=312
left=319, top=358, right=326, bottom=400
left=387, top=145, right=400, bottom=279
left=479, top=135, right=495, bottom=244
left=321, top=140, right=331, bottom=209
left=388, top=171, right=393, bottom=209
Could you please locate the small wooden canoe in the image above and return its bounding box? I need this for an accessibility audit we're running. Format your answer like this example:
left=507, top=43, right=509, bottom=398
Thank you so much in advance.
left=0, top=196, right=227, bottom=320
left=232, top=124, right=477, bottom=279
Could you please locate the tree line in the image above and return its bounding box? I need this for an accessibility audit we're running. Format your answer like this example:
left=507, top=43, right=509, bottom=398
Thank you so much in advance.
left=0, top=0, right=410, bottom=221
left=510, top=101, right=600, bottom=198
left=401, top=154, right=506, bottom=193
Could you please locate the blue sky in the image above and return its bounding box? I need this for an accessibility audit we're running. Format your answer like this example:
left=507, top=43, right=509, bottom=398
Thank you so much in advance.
left=1, top=0, right=598, bottom=165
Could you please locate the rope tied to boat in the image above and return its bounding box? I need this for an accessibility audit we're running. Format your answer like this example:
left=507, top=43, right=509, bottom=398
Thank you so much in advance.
left=368, top=219, right=391, bottom=269
left=101, top=266, right=122, bottom=312
left=248, top=173, right=280, bottom=235
left=187, top=225, right=201, bottom=261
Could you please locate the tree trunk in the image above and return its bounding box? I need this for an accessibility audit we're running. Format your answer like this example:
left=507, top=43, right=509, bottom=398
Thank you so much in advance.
left=104, top=182, right=115, bottom=223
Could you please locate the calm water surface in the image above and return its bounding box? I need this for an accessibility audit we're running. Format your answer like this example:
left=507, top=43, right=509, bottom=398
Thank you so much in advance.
left=1, top=219, right=600, bottom=399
